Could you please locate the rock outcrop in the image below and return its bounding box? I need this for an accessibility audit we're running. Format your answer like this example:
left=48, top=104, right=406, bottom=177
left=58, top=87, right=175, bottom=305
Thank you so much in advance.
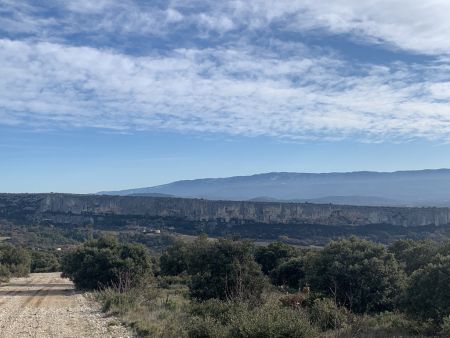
left=1, top=193, right=449, bottom=227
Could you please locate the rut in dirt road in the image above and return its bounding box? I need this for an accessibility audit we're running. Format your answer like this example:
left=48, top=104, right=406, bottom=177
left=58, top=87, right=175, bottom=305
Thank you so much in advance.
left=0, top=272, right=132, bottom=338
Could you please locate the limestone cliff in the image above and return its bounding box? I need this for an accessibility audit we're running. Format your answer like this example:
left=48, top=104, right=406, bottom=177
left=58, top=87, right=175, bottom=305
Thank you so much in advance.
left=1, top=193, right=449, bottom=227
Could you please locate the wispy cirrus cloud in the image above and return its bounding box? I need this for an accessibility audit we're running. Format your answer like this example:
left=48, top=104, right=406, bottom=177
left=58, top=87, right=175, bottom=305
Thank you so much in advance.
left=0, top=1, right=450, bottom=142
left=1, top=38, right=450, bottom=141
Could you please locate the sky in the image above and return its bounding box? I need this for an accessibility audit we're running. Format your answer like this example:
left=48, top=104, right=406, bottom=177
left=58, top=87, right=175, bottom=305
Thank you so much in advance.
left=1, top=0, right=450, bottom=193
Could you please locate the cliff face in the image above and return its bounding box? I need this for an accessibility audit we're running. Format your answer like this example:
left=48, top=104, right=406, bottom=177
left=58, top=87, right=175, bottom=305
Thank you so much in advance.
left=1, top=193, right=449, bottom=227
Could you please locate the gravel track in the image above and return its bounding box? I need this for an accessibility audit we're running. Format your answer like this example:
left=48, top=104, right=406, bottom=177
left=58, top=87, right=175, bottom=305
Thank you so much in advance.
left=0, top=273, right=132, bottom=338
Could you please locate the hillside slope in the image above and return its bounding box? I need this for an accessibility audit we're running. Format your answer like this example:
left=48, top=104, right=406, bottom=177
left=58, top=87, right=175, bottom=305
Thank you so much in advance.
left=98, top=169, right=450, bottom=206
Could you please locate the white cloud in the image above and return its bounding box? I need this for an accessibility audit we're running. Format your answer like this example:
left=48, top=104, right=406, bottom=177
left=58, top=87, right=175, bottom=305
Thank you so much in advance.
left=1, top=38, right=450, bottom=141
left=1, top=1, right=450, bottom=142
left=155, top=0, right=450, bottom=55
left=3, top=1, right=450, bottom=55
left=65, top=0, right=115, bottom=13
left=429, top=82, right=450, bottom=100
left=282, top=0, right=450, bottom=55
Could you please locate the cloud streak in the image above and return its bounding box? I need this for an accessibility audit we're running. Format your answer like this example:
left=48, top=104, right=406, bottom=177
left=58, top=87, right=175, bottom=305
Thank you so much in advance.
left=1, top=38, right=450, bottom=141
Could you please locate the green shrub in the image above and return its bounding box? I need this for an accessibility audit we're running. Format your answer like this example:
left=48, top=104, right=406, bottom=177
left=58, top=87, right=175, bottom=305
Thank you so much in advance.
left=308, top=298, right=349, bottom=331
left=160, top=240, right=190, bottom=276
left=187, top=316, right=228, bottom=338
left=31, top=250, right=60, bottom=272
left=440, top=315, right=450, bottom=336
left=305, top=237, right=405, bottom=313
left=254, top=242, right=298, bottom=275
left=188, top=238, right=266, bottom=303
left=61, top=235, right=153, bottom=290
left=404, top=255, right=450, bottom=323
left=343, top=311, right=430, bottom=337
left=97, top=278, right=190, bottom=338
left=270, top=257, right=305, bottom=290
left=98, top=287, right=141, bottom=315
left=0, top=264, right=10, bottom=282
left=188, top=299, right=317, bottom=338
left=189, top=299, right=247, bottom=326
left=388, top=239, right=437, bottom=275
left=0, top=245, right=31, bottom=277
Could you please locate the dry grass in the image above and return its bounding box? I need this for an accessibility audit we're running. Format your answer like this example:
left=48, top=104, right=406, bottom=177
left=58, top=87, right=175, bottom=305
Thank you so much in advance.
left=97, top=280, right=190, bottom=337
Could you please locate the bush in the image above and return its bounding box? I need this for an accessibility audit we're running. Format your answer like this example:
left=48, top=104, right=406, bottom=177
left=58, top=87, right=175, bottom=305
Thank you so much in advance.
left=187, top=316, right=228, bottom=338
left=440, top=315, right=450, bottom=336
left=97, top=282, right=188, bottom=338
left=0, top=264, right=10, bottom=282
left=228, top=302, right=318, bottom=338
left=160, top=237, right=271, bottom=302
left=31, top=251, right=60, bottom=272
left=188, top=299, right=317, bottom=338
left=99, top=287, right=140, bottom=315
left=343, top=311, right=429, bottom=337
left=189, top=299, right=247, bottom=326
left=61, top=235, right=153, bottom=290
left=270, top=257, right=305, bottom=290
left=404, top=255, right=450, bottom=323
left=160, top=240, right=190, bottom=276
left=0, top=245, right=31, bottom=277
left=305, top=237, right=405, bottom=313
left=308, top=298, right=349, bottom=331
left=254, top=242, right=298, bottom=275
left=188, top=238, right=266, bottom=303
left=389, top=239, right=437, bottom=275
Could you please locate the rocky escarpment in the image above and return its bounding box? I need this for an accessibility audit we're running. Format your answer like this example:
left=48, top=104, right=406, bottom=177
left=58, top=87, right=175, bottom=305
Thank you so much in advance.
left=1, top=193, right=449, bottom=227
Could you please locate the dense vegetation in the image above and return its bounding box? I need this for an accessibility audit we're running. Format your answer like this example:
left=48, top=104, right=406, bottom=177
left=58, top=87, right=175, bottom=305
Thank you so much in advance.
left=0, top=245, right=31, bottom=281
left=0, top=244, right=63, bottom=281
left=3, top=220, right=450, bottom=337
left=61, top=236, right=153, bottom=289
left=55, top=235, right=450, bottom=337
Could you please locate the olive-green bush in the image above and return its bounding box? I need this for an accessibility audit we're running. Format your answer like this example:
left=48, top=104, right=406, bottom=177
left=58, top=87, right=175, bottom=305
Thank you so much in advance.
left=187, top=300, right=317, bottom=338
left=61, top=235, right=153, bottom=290
left=0, top=245, right=31, bottom=278
left=305, top=237, right=405, bottom=314
left=308, top=298, right=349, bottom=331
left=31, top=250, right=60, bottom=272
left=0, top=264, right=10, bottom=282
left=161, top=236, right=266, bottom=303
left=404, top=255, right=450, bottom=323
left=254, top=241, right=298, bottom=275
left=270, top=257, right=306, bottom=290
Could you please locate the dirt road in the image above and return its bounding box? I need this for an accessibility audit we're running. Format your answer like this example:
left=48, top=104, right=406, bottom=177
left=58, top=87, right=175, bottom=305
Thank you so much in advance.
left=0, top=273, right=132, bottom=338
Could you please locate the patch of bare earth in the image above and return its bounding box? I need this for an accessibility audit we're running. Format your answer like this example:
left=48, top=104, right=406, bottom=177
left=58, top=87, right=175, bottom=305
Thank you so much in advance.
left=0, top=272, right=132, bottom=338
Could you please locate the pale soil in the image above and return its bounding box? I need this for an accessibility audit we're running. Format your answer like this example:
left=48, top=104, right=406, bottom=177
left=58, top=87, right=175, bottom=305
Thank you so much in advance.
left=0, top=272, right=132, bottom=338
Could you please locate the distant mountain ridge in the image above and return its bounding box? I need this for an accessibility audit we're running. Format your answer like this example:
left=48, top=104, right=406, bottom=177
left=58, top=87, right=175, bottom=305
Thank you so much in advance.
left=248, top=195, right=400, bottom=206
left=98, top=169, right=450, bottom=206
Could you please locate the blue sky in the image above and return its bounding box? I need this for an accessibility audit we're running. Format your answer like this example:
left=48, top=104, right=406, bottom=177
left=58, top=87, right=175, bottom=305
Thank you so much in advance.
left=1, top=0, right=450, bottom=193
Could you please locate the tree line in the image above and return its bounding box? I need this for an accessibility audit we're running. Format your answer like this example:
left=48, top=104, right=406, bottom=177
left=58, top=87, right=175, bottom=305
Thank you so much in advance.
left=0, top=245, right=60, bottom=282
left=59, top=235, right=450, bottom=337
